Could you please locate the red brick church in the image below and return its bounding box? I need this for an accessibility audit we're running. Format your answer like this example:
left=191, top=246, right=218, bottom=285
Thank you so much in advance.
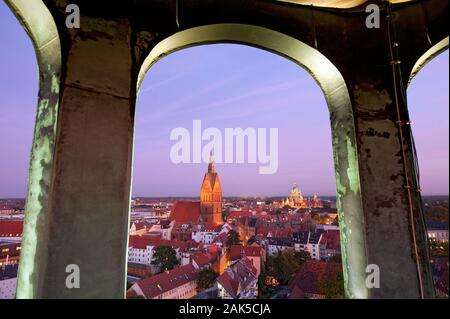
left=170, top=157, right=223, bottom=225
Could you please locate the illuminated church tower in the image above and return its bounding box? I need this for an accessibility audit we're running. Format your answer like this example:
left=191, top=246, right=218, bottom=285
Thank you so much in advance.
left=200, top=154, right=223, bottom=225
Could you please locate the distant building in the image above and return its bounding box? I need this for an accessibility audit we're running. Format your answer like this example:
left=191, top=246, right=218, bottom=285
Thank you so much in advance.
left=0, top=241, right=21, bottom=266
left=0, top=220, right=23, bottom=241
left=216, top=257, right=258, bottom=299
left=267, top=238, right=294, bottom=257
left=127, top=236, right=195, bottom=273
left=171, top=222, right=194, bottom=241
left=319, top=230, right=341, bottom=260
left=229, top=245, right=264, bottom=277
left=427, top=221, right=449, bottom=242
left=291, top=231, right=323, bottom=260
left=191, top=223, right=223, bottom=244
left=199, top=156, right=223, bottom=225
left=170, top=159, right=224, bottom=226
left=127, top=262, right=152, bottom=279
left=280, top=183, right=323, bottom=209
left=126, top=264, right=198, bottom=299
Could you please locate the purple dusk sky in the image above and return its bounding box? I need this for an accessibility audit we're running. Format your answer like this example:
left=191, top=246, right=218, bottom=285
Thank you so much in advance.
left=0, top=2, right=448, bottom=198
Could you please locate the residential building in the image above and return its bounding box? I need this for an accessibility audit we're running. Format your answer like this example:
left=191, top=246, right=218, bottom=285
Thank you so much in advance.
left=229, top=245, right=264, bottom=277
left=216, top=257, right=258, bottom=299
left=427, top=221, right=449, bottom=242
left=126, top=264, right=198, bottom=299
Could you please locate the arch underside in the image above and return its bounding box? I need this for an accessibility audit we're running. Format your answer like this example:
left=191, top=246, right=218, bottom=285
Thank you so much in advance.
left=408, top=37, right=449, bottom=87
left=5, top=0, right=61, bottom=299
left=139, top=23, right=368, bottom=298
left=5, top=0, right=446, bottom=299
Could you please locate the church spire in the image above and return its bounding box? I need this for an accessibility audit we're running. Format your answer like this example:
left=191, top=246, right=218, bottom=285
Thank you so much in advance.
left=208, top=150, right=215, bottom=173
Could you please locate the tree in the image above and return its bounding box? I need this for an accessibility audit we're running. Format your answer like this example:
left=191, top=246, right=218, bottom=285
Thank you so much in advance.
left=196, top=268, right=219, bottom=292
left=152, top=245, right=180, bottom=272
left=429, top=240, right=449, bottom=257
left=226, top=230, right=241, bottom=248
left=266, top=249, right=302, bottom=285
left=318, top=270, right=345, bottom=299
left=425, top=206, right=449, bottom=223
left=294, top=250, right=311, bottom=265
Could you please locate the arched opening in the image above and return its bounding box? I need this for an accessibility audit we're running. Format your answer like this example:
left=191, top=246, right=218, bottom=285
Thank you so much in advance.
left=0, top=1, right=38, bottom=300
left=408, top=45, right=449, bottom=298
left=3, top=0, right=61, bottom=299
left=130, top=24, right=367, bottom=299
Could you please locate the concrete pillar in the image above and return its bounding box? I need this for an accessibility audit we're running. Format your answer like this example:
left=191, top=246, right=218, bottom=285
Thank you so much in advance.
left=349, top=74, right=435, bottom=298
left=35, top=18, right=135, bottom=298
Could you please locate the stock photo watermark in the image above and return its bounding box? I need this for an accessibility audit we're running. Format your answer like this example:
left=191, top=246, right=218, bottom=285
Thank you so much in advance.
left=65, top=264, right=80, bottom=289
left=365, top=4, right=381, bottom=29
left=169, top=120, right=279, bottom=174
left=65, top=4, right=80, bottom=29
left=366, top=264, right=380, bottom=289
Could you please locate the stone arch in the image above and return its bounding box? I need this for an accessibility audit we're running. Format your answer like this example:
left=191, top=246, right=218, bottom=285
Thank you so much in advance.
left=408, top=37, right=449, bottom=86
left=137, top=24, right=368, bottom=298
left=5, top=0, right=61, bottom=299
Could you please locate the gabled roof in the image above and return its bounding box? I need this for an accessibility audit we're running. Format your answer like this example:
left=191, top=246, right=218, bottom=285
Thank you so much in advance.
left=257, top=227, right=292, bottom=238
left=308, top=232, right=322, bottom=245
left=229, top=245, right=262, bottom=261
left=192, top=251, right=213, bottom=268
left=128, top=264, right=198, bottom=299
left=292, top=231, right=309, bottom=245
left=320, top=230, right=340, bottom=250
left=216, top=257, right=257, bottom=298
left=170, top=201, right=200, bottom=224
left=268, top=237, right=293, bottom=247
left=128, top=235, right=195, bottom=251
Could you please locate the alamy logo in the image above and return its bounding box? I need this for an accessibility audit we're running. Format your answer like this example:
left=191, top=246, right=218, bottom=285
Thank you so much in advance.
left=366, top=264, right=380, bottom=289
left=65, top=4, right=80, bottom=29
left=365, top=4, right=380, bottom=29
left=65, top=264, right=80, bottom=289
left=170, top=120, right=278, bottom=174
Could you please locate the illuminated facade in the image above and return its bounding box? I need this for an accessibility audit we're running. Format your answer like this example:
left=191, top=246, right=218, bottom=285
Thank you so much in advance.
left=199, top=157, right=223, bottom=225
left=281, top=183, right=323, bottom=209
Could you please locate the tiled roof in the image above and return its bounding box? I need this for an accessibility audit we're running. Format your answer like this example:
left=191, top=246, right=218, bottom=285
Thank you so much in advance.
left=128, top=264, right=198, bottom=299
left=227, top=211, right=253, bottom=220
left=308, top=232, right=322, bottom=245
left=217, top=271, right=240, bottom=298
left=216, top=257, right=257, bottom=298
left=321, top=230, right=340, bottom=250
left=257, top=227, right=292, bottom=238
left=192, top=251, right=212, bottom=268
left=229, top=245, right=262, bottom=261
left=170, top=201, right=200, bottom=224
left=268, top=237, right=293, bottom=247
left=292, top=231, right=309, bottom=245
left=0, top=220, right=23, bottom=238
left=128, top=235, right=192, bottom=251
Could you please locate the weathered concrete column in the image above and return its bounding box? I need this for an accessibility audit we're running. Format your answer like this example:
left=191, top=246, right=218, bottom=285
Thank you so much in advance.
left=349, top=73, right=435, bottom=298
left=35, top=18, right=135, bottom=298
